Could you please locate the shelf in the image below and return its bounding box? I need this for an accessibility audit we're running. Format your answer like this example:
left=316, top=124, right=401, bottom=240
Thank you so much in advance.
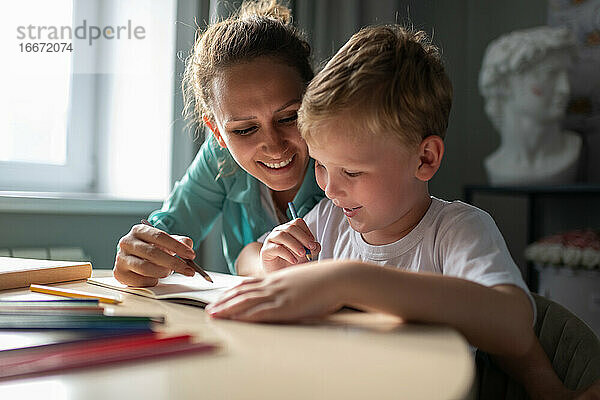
left=463, top=184, right=600, bottom=290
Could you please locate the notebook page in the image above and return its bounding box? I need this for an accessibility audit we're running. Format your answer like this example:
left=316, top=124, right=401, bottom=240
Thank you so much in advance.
left=88, top=272, right=246, bottom=299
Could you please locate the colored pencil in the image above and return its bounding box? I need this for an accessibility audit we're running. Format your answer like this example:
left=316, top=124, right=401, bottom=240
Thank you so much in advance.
left=29, top=284, right=122, bottom=304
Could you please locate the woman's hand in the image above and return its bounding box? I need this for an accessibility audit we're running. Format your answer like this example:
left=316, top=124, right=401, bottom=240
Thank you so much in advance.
left=113, top=223, right=197, bottom=287
left=260, top=218, right=320, bottom=273
left=206, top=263, right=343, bottom=322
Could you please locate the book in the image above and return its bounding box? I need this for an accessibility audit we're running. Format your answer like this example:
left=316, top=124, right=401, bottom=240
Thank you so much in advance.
left=88, top=271, right=248, bottom=307
left=0, top=299, right=100, bottom=306
left=0, top=329, right=144, bottom=352
left=0, top=257, right=92, bottom=291
left=0, top=332, right=218, bottom=380
left=0, top=308, right=105, bottom=315
left=0, top=314, right=162, bottom=330
left=0, top=299, right=104, bottom=314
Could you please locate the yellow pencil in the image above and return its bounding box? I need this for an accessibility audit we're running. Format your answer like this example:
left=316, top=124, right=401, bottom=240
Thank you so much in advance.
left=29, top=284, right=123, bottom=304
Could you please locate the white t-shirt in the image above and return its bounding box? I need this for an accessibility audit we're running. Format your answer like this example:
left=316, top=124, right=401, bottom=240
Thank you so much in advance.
left=293, top=197, right=536, bottom=322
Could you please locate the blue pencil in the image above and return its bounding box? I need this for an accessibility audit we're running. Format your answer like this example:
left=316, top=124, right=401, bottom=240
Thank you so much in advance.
left=287, top=202, right=313, bottom=261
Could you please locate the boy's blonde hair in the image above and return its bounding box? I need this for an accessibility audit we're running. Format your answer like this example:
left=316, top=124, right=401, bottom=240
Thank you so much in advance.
left=299, top=25, right=452, bottom=147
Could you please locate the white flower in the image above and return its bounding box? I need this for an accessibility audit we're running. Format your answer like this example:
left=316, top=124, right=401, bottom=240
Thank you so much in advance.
left=525, top=230, right=600, bottom=269
left=538, top=243, right=564, bottom=265
left=581, top=248, right=600, bottom=269
left=524, top=243, right=541, bottom=261
left=562, top=246, right=582, bottom=267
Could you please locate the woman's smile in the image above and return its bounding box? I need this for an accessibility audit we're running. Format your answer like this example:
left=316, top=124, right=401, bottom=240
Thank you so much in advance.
left=261, top=155, right=294, bottom=169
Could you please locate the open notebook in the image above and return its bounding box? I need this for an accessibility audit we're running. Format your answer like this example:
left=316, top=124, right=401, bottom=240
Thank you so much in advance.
left=87, top=272, right=247, bottom=307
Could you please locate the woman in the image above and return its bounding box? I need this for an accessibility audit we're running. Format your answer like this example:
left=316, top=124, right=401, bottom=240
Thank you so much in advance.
left=113, top=0, right=324, bottom=286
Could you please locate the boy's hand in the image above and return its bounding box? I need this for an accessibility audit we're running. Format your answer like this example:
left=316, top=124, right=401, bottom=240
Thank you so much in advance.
left=206, top=263, right=342, bottom=322
left=260, top=218, right=320, bottom=273
left=113, top=223, right=197, bottom=287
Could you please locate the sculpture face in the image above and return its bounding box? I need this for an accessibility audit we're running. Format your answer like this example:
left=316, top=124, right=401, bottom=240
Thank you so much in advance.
left=505, top=52, right=570, bottom=124
left=479, top=26, right=582, bottom=186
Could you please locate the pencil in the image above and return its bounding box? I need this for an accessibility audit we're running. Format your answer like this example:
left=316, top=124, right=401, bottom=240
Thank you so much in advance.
left=140, top=219, right=213, bottom=283
left=287, top=202, right=313, bottom=261
left=30, top=284, right=123, bottom=304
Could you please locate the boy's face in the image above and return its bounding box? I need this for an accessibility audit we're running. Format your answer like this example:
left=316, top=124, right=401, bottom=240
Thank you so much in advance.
left=308, top=119, right=431, bottom=245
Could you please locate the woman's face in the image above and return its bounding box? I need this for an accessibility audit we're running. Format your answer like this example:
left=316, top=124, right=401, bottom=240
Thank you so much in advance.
left=210, top=57, right=309, bottom=193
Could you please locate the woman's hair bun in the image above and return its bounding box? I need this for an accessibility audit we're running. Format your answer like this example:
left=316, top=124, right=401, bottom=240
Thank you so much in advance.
left=238, top=0, right=292, bottom=24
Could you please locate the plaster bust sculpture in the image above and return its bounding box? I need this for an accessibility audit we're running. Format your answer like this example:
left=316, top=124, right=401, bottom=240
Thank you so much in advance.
left=479, top=26, right=581, bottom=185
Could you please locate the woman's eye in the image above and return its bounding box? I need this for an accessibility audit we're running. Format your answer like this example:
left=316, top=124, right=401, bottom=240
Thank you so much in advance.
left=232, top=126, right=258, bottom=136
left=279, top=112, right=298, bottom=124
left=344, top=170, right=362, bottom=178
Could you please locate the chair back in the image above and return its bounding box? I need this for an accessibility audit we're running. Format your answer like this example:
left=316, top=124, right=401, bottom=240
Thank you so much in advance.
left=476, top=293, right=600, bottom=399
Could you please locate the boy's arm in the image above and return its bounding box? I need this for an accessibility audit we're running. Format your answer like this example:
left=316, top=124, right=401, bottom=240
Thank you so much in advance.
left=210, top=259, right=533, bottom=357
left=492, top=339, right=577, bottom=400
left=213, top=260, right=589, bottom=399
left=347, top=265, right=588, bottom=398
left=341, top=262, right=534, bottom=357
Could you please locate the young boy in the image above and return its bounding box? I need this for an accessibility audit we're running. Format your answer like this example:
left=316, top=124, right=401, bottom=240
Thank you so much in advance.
left=207, top=25, right=589, bottom=399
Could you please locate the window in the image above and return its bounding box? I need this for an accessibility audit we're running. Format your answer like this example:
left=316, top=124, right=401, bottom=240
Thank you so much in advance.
left=0, top=0, right=176, bottom=199
left=0, top=0, right=93, bottom=192
left=93, top=0, right=176, bottom=200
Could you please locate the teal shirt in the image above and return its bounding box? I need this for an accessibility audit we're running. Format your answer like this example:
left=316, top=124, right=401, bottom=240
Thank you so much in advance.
left=148, top=137, right=325, bottom=275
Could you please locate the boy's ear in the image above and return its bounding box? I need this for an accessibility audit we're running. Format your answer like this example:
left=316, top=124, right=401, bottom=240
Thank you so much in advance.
left=203, top=116, right=227, bottom=148
left=415, top=135, right=444, bottom=182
